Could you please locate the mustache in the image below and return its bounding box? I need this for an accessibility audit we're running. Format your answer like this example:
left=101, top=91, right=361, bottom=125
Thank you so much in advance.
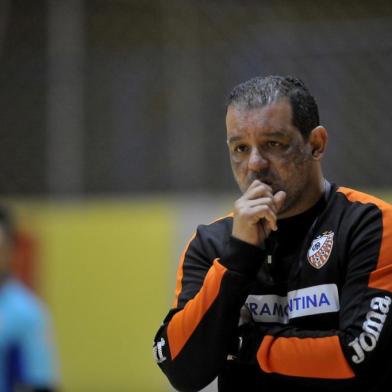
left=247, top=172, right=274, bottom=185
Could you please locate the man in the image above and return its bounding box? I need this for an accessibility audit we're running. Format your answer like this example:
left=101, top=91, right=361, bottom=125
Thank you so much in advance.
left=153, top=76, right=392, bottom=391
left=0, top=206, right=59, bottom=392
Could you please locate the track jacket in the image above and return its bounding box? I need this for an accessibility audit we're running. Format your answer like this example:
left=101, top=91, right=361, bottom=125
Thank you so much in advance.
left=153, top=184, right=392, bottom=391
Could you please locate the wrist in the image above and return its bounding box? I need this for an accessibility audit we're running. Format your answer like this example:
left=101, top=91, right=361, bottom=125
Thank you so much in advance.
left=220, top=236, right=266, bottom=276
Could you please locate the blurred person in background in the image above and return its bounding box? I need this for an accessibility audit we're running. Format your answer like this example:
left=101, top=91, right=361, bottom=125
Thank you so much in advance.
left=153, top=75, right=392, bottom=391
left=0, top=206, right=59, bottom=392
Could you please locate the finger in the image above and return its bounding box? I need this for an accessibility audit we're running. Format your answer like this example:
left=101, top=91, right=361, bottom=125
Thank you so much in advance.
left=235, top=194, right=276, bottom=214
left=247, top=179, right=272, bottom=193
left=246, top=197, right=277, bottom=213
left=250, top=205, right=278, bottom=231
left=244, top=182, right=273, bottom=200
left=273, top=191, right=287, bottom=212
left=247, top=179, right=265, bottom=190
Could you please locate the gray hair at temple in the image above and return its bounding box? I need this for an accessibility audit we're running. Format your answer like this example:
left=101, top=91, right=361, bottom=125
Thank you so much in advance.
left=227, top=75, right=320, bottom=140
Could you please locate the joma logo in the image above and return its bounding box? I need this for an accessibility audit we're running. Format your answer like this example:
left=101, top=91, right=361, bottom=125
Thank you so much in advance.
left=153, top=337, right=167, bottom=364
left=349, top=296, right=391, bottom=364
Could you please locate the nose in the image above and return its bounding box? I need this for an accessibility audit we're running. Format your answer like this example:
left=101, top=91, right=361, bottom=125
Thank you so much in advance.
left=248, top=147, right=269, bottom=172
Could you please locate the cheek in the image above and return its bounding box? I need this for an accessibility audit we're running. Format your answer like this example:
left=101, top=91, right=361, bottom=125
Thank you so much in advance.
left=273, top=148, right=311, bottom=185
left=282, top=143, right=311, bottom=168
left=230, top=156, right=245, bottom=174
left=230, top=159, right=248, bottom=189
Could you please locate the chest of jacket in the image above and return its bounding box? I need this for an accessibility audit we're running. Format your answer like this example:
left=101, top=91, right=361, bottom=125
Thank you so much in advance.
left=243, top=218, right=348, bottom=329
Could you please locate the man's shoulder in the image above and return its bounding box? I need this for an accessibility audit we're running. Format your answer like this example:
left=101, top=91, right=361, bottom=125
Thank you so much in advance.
left=191, top=213, right=233, bottom=260
left=189, top=213, right=234, bottom=254
left=196, top=212, right=233, bottom=235
left=335, top=186, right=392, bottom=212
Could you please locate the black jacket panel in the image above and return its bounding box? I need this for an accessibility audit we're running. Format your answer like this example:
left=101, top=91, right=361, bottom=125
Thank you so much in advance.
left=153, top=185, right=392, bottom=392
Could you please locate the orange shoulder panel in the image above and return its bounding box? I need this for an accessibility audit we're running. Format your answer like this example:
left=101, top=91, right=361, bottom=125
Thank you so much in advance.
left=172, top=212, right=233, bottom=308
left=172, top=233, right=196, bottom=308
left=337, top=187, right=392, bottom=292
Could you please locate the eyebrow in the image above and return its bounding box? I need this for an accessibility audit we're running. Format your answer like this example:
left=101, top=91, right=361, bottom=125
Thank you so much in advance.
left=227, top=135, right=243, bottom=143
left=227, top=130, right=288, bottom=144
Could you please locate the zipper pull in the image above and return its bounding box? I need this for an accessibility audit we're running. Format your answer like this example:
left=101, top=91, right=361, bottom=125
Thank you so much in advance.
left=267, top=254, right=272, bottom=264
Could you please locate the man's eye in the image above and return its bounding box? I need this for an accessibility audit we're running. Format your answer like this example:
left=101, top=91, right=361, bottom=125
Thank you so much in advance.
left=233, top=145, right=249, bottom=153
left=267, top=141, right=283, bottom=148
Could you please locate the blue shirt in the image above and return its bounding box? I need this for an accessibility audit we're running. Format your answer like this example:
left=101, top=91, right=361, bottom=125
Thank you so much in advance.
left=0, top=279, right=58, bottom=391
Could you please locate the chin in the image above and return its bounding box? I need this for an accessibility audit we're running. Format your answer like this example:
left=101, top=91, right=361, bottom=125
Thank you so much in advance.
left=277, top=206, right=290, bottom=219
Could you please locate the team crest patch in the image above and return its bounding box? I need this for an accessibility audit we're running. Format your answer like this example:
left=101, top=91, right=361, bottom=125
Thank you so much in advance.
left=307, top=231, right=334, bottom=269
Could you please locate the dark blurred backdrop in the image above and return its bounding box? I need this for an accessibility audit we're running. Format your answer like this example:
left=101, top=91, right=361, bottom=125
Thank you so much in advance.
left=1, top=0, right=392, bottom=196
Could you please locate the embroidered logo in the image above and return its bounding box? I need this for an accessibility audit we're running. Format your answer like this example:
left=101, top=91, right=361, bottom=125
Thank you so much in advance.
left=307, top=231, right=334, bottom=269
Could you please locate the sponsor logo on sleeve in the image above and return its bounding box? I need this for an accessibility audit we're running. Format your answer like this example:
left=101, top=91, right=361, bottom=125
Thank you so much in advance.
left=307, top=231, right=334, bottom=269
left=245, top=284, right=340, bottom=323
left=153, top=337, right=167, bottom=363
left=349, top=296, right=391, bottom=364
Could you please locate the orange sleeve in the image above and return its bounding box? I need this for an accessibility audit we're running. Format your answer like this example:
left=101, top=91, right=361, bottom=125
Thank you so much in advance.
left=258, top=335, right=355, bottom=379
left=167, top=259, right=227, bottom=360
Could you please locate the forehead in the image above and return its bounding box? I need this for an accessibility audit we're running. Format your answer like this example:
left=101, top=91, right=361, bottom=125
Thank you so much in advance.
left=226, top=100, right=295, bottom=137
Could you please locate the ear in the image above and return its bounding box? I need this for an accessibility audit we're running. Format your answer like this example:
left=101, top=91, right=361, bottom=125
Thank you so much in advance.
left=308, top=126, right=328, bottom=160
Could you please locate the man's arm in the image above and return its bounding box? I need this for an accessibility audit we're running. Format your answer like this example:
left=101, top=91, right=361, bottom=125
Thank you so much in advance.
left=153, top=220, right=265, bottom=392
left=153, top=181, right=283, bottom=391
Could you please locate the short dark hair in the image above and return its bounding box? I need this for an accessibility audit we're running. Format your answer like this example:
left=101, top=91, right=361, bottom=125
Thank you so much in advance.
left=0, top=206, right=15, bottom=242
left=227, top=75, right=320, bottom=140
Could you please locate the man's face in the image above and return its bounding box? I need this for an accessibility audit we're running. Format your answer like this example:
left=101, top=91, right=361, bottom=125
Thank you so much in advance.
left=226, top=100, right=315, bottom=217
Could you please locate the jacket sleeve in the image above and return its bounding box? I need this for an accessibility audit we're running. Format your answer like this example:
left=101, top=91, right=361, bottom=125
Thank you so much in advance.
left=153, top=222, right=266, bottom=392
left=236, top=201, right=392, bottom=387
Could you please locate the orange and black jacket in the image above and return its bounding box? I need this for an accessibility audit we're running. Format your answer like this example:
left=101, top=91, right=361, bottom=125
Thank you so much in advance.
left=153, top=184, right=392, bottom=392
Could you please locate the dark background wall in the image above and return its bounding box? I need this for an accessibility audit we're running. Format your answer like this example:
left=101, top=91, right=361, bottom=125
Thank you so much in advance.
left=1, top=0, right=392, bottom=196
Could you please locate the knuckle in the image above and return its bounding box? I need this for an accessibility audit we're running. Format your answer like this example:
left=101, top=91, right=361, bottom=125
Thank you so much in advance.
left=266, top=199, right=276, bottom=209
left=255, top=205, right=268, bottom=215
left=234, top=199, right=243, bottom=208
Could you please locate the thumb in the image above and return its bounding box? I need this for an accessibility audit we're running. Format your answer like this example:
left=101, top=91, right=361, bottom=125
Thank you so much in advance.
left=273, top=190, right=287, bottom=212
